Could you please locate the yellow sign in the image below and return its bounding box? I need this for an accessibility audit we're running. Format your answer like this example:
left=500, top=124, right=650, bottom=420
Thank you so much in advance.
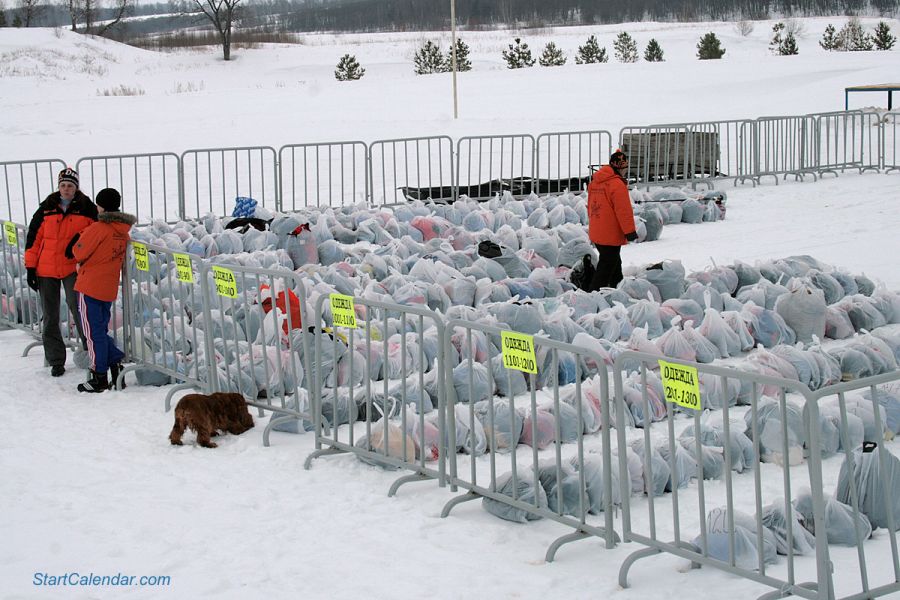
left=173, top=253, right=194, bottom=283
left=132, top=242, right=149, bottom=272
left=330, top=293, right=357, bottom=329
left=658, top=359, right=702, bottom=411
left=4, top=222, right=17, bottom=246
left=212, top=266, right=238, bottom=298
left=501, top=331, right=537, bottom=374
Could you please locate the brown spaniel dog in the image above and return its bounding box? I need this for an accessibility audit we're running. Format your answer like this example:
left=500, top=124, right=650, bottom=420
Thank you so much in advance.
left=169, top=392, right=254, bottom=448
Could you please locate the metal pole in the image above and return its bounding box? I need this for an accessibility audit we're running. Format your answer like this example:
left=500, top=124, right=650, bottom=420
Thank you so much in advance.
left=450, top=0, right=458, bottom=119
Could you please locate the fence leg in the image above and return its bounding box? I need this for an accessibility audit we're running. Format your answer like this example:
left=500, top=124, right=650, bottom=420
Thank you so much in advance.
left=618, top=547, right=664, bottom=589
left=440, top=491, right=479, bottom=518
left=164, top=382, right=197, bottom=413
left=22, top=340, right=42, bottom=357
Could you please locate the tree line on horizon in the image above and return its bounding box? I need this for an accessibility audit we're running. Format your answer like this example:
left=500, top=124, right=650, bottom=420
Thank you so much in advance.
left=272, top=0, right=899, bottom=33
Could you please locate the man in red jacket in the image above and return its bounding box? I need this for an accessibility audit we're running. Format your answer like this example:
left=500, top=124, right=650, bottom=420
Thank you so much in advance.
left=587, top=150, right=638, bottom=291
left=24, top=168, right=98, bottom=377
left=68, top=188, right=136, bottom=393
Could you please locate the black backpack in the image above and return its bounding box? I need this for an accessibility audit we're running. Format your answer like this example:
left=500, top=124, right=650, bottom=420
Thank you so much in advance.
left=477, top=240, right=503, bottom=259
left=570, top=254, right=595, bottom=292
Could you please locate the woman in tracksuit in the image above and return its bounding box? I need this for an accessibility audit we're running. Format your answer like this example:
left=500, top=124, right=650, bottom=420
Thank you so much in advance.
left=69, top=188, right=136, bottom=393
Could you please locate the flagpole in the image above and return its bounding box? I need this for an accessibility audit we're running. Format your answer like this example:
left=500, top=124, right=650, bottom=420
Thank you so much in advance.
left=450, top=0, right=458, bottom=119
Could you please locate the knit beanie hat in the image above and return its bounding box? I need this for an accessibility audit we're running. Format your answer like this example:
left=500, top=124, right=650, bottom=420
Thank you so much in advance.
left=96, top=188, right=121, bottom=212
left=58, top=168, right=79, bottom=188
left=609, top=150, right=628, bottom=166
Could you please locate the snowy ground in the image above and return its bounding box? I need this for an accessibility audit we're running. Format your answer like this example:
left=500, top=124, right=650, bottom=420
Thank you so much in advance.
left=1, top=17, right=899, bottom=600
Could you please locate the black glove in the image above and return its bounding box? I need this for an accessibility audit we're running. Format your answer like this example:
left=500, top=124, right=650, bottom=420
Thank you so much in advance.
left=625, top=231, right=638, bottom=242
left=64, top=233, right=80, bottom=259
left=26, top=267, right=38, bottom=291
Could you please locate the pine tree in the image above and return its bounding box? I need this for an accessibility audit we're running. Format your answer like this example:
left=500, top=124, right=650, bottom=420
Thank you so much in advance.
left=613, top=31, right=638, bottom=63
left=820, top=24, right=839, bottom=50
left=444, top=38, right=472, bottom=72
left=538, top=41, right=566, bottom=66
left=414, top=40, right=444, bottom=75
left=838, top=17, right=873, bottom=51
left=873, top=21, right=896, bottom=51
left=643, top=39, right=664, bottom=62
left=502, top=38, right=535, bottom=69
left=697, top=32, right=726, bottom=60
left=334, top=54, right=365, bottom=81
left=13, top=11, right=22, bottom=27
left=780, top=31, right=799, bottom=55
left=575, top=35, right=607, bottom=64
left=769, top=22, right=785, bottom=54
left=0, top=8, right=6, bottom=27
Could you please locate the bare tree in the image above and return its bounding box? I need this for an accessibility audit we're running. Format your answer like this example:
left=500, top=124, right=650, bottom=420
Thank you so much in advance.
left=733, top=19, right=754, bottom=37
left=63, top=0, right=81, bottom=31
left=96, top=0, right=132, bottom=35
left=61, top=0, right=131, bottom=35
left=785, top=18, right=806, bottom=38
left=192, top=0, right=243, bottom=61
left=18, top=0, right=44, bottom=26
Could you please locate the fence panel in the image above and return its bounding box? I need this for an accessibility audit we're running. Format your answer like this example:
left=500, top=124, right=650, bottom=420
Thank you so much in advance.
left=279, top=141, right=368, bottom=210
left=687, top=120, right=757, bottom=186
left=439, top=319, right=619, bottom=561
left=806, top=372, right=900, bottom=600
left=181, top=146, right=278, bottom=219
left=122, top=241, right=210, bottom=402
left=369, top=136, right=454, bottom=205
left=304, top=294, right=448, bottom=496
left=811, top=111, right=881, bottom=176
left=456, top=135, right=535, bottom=200
left=884, top=112, right=900, bottom=173
left=614, top=350, right=900, bottom=600
left=751, top=115, right=818, bottom=183
left=1, top=159, right=67, bottom=224
left=0, top=221, right=42, bottom=339
left=535, top=130, right=612, bottom=194
left=196, top=260, right=313, bottom=446
left=76, top=153, right=181, bottom=224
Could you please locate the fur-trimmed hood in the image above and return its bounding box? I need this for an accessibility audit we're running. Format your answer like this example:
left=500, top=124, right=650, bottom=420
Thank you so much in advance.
left=98, top=211, right=137, bottom=226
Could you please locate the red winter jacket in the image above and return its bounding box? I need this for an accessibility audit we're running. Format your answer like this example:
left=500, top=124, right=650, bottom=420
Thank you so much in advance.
left=73, top=212, right=137, bottom=302
left=587, top=165, right=636, bottom=246
left=25, top=191, right=98, bottom=278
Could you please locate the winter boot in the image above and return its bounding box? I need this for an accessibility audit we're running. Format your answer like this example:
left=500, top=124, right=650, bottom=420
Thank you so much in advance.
left=109, top=363, right=126, bottom=390
left=50, top=365, right=65, bottom=377
left=78, top=370, right=109, bottom=393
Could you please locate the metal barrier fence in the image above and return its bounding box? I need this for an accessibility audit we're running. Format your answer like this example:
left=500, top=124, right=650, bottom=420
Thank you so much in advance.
left=535, top=130, right=612, bottom=194
left=613, top=350, right=900, bottom=600
left=690, top=119, right=757, bottom=186
left=0, top=221, right=42, bottom=339
left=751, top=115, right=819, bottom=184
left=811, top=111, right=881, bottom=176
left=884, top=112, right=900, bottom=174
left=4, top=111, right=899, bottom=222
left=122, top=241, right=210, bottom=404
left=279, top=141, right=368, bottom=209
left=456, top=134, right=535, bottom=200
left=304, top=293, right=449, bottom=496
left=197, top=259, right=313, bottom=446
left=439, top=319, right=619, bottom=561
left=76, top=153, right=181, bottom=224
left=180, top=146, right=279, bottom=219
left=1, top=159, right=67, bottom=225
left=369, top=136, right=455, bottom=205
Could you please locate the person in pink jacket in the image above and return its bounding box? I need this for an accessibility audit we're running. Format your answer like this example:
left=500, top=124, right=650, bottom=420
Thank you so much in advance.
left=587, top=150, right=638, bottom=291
